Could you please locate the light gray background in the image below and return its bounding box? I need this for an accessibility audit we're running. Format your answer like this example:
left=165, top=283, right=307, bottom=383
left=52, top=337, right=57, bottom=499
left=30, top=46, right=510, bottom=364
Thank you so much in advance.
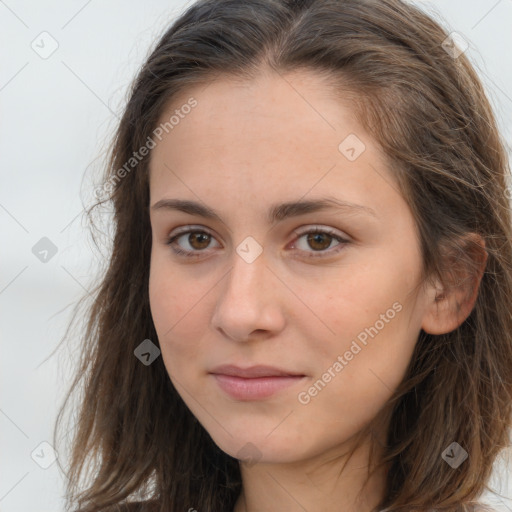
left=1, top=1, right=511, bottom=510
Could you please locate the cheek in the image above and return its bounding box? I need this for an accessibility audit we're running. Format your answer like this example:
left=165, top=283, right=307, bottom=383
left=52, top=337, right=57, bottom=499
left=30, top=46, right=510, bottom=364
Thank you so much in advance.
left=148, top=258, right=211, bottom=373
left=297, top=314, right=417, bottom=440
left=296, top=256, right=421, bottom=408
left=149, top=249, right=200, bottom=330
left=300, top=253, right=418, bottom=344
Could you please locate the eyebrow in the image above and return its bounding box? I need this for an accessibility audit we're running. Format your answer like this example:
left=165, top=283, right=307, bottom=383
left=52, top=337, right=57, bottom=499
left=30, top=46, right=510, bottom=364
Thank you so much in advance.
left=150, top=197, right=377, bottom=224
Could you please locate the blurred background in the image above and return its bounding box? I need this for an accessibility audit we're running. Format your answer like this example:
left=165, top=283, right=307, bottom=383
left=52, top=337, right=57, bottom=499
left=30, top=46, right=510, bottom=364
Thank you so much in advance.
left=1, top=0, right=511, bottom=510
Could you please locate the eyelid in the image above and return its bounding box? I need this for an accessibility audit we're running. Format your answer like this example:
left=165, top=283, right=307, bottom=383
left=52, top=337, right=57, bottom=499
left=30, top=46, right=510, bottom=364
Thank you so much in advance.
left=166, top=225, right=221, bottom=255
left=287, top=225, right=350, bottom=258
left=168, top=224, right=216, bottom=239
left=291, top=224, right=350, bottom=241
left=167, top=224, right=350, bottom=242
left=165, top=224, right=350, bottom=258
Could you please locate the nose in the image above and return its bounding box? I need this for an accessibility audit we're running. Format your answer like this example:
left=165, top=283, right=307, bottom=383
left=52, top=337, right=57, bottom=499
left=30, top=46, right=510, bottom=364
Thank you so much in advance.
left=210, top=246, right=286, bottom=343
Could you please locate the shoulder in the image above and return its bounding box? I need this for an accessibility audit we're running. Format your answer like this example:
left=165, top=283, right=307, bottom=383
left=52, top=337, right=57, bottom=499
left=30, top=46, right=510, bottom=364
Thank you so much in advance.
left=127, top=504, right=160, bottom=512
left=115, top=504, right=158, bottom=512
left=76, top=501, right=160, bottom=512
left=467, top=504, right=500, bottom=512
left=422, top=504, right=499, bottom=512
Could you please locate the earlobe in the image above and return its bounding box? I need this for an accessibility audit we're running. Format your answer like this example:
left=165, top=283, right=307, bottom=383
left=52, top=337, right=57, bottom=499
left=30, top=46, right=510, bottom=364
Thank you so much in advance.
left=421, top=234, right=488, bottom=335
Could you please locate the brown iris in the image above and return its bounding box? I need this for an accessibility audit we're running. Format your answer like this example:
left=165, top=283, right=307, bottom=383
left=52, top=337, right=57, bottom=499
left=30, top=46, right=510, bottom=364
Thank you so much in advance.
left=306, top=232, right=332, bottom=251
left=188, top=232, right=211, bottom=250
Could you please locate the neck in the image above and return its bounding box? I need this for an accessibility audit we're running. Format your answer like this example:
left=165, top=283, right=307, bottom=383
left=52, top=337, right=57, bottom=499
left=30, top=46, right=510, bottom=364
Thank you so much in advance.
left=233, top=431, right=389, bottom=512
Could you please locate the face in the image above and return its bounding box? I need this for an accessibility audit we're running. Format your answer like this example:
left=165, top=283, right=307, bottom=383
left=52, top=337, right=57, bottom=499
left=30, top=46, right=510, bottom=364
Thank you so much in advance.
left=148, top=70, right=433, bottom=465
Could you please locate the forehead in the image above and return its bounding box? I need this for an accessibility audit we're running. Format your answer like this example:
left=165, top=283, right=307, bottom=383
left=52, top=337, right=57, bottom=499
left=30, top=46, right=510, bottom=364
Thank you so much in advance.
left=147, top=71, right=400, bottom=220
left=156, top=71, right=357, bottom=140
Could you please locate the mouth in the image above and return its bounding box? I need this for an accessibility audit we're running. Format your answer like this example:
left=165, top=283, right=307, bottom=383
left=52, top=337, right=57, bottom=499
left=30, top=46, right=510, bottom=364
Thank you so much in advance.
left=209, top=364, right=307, bottom=400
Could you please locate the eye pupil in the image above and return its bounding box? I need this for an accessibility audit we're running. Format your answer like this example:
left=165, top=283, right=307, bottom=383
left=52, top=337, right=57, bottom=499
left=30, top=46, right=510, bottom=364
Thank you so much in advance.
left=190, top=232, right=210, bottom=249
left=307, top=233, right=331, bottom=251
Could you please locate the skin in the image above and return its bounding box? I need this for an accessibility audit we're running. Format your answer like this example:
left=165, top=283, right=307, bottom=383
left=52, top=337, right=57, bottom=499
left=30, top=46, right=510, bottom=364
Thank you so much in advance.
left=147, top=69, right=483, bottom=512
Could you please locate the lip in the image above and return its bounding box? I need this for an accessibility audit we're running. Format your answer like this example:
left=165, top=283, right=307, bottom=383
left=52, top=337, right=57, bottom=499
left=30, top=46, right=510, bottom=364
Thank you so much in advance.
left=209, top=364, right=306, bottom=400
left=210, top=364, right=305, bottom=378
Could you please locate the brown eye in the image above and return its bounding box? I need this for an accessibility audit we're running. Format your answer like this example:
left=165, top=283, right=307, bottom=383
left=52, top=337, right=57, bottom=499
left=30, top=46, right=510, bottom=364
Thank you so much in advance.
left=292, top=226, right=350, bottom=258
left=188, top=232, right=211, bottom=250
left=306, top=232, right=334, bottom=251
left=166, top=228, right=220, bottom=257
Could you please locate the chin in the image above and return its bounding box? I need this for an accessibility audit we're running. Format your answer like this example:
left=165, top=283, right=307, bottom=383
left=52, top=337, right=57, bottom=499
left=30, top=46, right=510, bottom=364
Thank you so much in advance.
left=205, top=424, right=310, bottom=465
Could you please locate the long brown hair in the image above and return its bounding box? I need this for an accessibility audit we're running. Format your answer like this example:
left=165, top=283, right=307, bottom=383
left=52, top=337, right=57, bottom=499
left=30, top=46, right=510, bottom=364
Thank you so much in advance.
left=54, top=1, right=512, bottom=511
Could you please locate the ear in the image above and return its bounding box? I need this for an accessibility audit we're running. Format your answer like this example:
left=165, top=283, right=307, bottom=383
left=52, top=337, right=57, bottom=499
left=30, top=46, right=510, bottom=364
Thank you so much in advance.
left=421, top=233, right=488, bottom=335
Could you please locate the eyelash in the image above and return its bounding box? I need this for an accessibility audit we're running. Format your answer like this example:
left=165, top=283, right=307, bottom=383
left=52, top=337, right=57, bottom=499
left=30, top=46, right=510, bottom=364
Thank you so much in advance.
left=165, top=226, right=350, bottom=259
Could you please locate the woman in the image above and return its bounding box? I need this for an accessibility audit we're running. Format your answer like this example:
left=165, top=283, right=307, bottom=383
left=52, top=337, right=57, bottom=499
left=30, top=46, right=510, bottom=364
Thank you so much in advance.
left=55, top=0, right=512, bottom=511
